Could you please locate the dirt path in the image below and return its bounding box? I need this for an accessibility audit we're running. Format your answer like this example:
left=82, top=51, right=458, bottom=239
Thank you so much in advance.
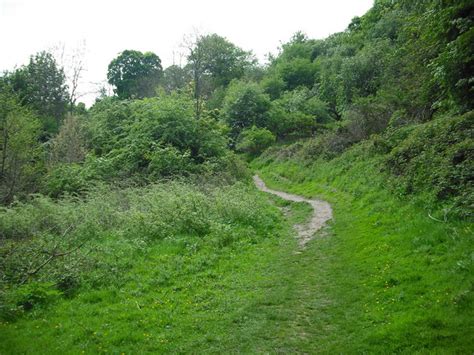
left=253, top=175, right=333, bottom=247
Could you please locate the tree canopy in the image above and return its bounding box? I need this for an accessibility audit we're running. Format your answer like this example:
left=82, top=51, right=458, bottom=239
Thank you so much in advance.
left=107, top=50, right=163, bottom=99
left=5, top=51, right=69, bottom=135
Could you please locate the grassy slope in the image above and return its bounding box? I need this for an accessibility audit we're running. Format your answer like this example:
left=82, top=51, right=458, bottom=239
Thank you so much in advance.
left=1, top=143, right=473, bottom=353
left=0, top=183, right=317, bottom=353
left=252, top=141, right=474, bottom=353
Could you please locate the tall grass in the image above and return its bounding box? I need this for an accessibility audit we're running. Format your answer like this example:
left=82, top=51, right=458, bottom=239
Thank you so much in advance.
left=0, top=181, right=281, bottom=321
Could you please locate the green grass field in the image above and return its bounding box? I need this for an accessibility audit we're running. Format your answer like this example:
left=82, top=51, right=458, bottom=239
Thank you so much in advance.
left=1, top=143, right=473, bottom=353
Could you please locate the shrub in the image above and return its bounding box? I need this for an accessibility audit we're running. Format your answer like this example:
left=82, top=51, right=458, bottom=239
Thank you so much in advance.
left=0, top=180, right=280, bottom=320
left=236, top=126, right=276, bottom=156
left=222, top=80, right=271, bottom=138
left=42, top=163, right=95, bottom=198
left=385, top=111, right=474, bottom=218
left=147, top=145, right=193, bottom=177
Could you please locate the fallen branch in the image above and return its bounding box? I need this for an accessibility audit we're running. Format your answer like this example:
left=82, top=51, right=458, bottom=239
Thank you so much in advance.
left=19, top=225, right=82, bottom=285
left=428, top=212, right=445, bottom=223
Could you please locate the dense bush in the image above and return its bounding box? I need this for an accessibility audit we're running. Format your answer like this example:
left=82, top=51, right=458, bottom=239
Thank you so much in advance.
left=221, top=80, right=271, bottom=138
left=236, top=126, right=276, bottom=156
left=266, top=87, right=333, bottom=139
left=385, top=112, right=474, bottom=218
left=0, top=180, right=280, bottom=320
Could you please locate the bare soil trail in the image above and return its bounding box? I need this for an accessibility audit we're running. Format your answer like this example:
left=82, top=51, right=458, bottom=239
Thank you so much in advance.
left=253, top=175, right=333, bottom=247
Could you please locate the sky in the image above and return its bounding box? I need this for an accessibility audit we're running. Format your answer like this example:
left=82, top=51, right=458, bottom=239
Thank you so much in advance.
left=0, top=0, right=373, bottom=105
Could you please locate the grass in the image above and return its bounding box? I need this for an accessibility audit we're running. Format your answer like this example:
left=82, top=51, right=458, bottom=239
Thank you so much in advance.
left=1, top=140, right=473, bottom=353
left=251, top=141, right=474, bottom=353
left=0, top=179, right=314, bottom=353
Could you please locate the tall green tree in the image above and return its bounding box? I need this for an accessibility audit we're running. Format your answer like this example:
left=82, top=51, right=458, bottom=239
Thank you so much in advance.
left=107, top=50, right=163, bottom=99
left=222, top=80, right=271, bottom=138
left=0, top=85, right=42, bottom=203
left=187, top=33, right=253, bottom=117
left=6, top=51, right=69, bottom=135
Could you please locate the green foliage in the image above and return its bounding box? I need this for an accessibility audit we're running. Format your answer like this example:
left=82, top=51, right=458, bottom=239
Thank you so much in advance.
left=260, top=75, right=285, bottom=100
left=42, top=163, right=95, bottom=198
left=336, top=40, right=389, bottom=111
left=107, top=50, right=163, bottom=99
left=186, top=33, right=255, bottom=118
left=161, top=65, right=191, bottom=93
left=385, top=112, right=474, bottom=218
left=189, top=33, right=253, bottom=89
left=5, top=51, right=69, bottom=135
left=267, top=87, right=333, bottom=138
left=147, top=145, right=192, bottom=177
left=343, top=95, right=393, bottom=141
left=431, top=24, right=474, bottom=111
left=236, top=126, right=275, bottom=156
left=222, top=80, right=271, bottom=138
left=276, top=58, right=317, bottom=91
left=85, top=94, right=229, bottom=182
left=15, top=282, right=61, bottom=309
left=86, top=97, right=132, bottom=155
left=0, top=88, right=42, bottom=203
left=47, top=115, right=87, bottom=165
left=266, top=32, right=320, bottom=93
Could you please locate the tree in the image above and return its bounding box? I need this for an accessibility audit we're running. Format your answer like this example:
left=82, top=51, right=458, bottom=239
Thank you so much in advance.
left=266, top=88, right=332, bottom=138
left=86, top=93, right=228, bottom=179
left=428, top=0, right=474, bottom=112
left=48, top=115, right=87, bottom=165
left=7, top=51, right=69, bottom=135
left=186, top=33, right=253, bottom=117
left=162, top=65, right=192, bottom=93
left=107, top=50, right=163, bottom=99
left=0, top=85, right=42, bottom=203
left=221, top=80, right=271, bottom=138
left=265, top=32, right=320, bottom=92
left=65, top=42, right=87, bottom=113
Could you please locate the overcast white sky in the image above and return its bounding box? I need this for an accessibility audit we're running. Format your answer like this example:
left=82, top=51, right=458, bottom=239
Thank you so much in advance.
left=0, top=0, right=373, bottom=105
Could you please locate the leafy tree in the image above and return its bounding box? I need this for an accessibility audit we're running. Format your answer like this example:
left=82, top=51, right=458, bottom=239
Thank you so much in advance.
left=189, top=34, right=252, bottom=87
left=267, top=88, right=333, bottom=138
left=428, top=0, right=474, bottom=112
left=86, top=93, right=228, bottom=179
left=107, top=50, right=163, bottom=99
left=336, top=40, right=390, bottom=112
left=0, top=86, right=42, bottom=203
left=162, top=65, right=191, bottom=93
left=277, top=58, right=318, bottom=91
left=266, top=32, right=320, bottom=92
left=221, top=80, right=271, bottom=138
left=274, top=32, right=318, bottom=63
left=87, top=97, right=132, bottom=155
left=260, top=75, right=285, bottom=100
left=187, top=33, right=253, bottom=117
left=6, top=51, right=69, bottom=135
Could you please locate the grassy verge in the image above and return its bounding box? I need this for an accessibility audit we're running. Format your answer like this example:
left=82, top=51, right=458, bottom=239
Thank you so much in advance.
left=252, top=141, right=474, bottom=353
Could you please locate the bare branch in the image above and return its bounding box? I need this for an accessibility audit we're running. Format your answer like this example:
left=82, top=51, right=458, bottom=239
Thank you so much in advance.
left=19, top=225, right=81, bottom=284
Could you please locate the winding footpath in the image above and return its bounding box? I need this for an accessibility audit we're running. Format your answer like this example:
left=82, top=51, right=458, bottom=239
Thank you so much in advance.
left=253, top=175, right=333, bottom=247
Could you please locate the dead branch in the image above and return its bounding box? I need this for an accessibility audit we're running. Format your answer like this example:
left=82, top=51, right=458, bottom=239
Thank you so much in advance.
left=19, top=225, right=83, bottom=284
